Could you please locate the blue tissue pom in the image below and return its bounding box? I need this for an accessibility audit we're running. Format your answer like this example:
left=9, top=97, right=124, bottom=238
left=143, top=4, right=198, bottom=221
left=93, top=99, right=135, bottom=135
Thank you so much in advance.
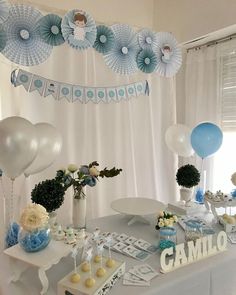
left=5, top=222, right=20, bottom=248
left=79, top=166, right=90, bottom=175
left=159, top=239, right=175, bottom=252
left=231, top=189, right=236, bottom=198
left=83, top=176, right=96, bottom=187
left=18, top=228, right=51, bottom=252
left=195, top=188, right=204, bottom=204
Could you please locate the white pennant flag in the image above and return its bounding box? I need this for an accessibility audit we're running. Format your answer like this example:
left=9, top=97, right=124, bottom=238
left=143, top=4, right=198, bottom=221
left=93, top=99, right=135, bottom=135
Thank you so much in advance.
left=29, top=75, right=46, bottom=95
left=44, top=80, right=60, bottom=99
left=72, top=86, right=84, bottom=102
left=15, top=69, right=32, bottom=91
left=58, top=83, right=72, bottom=102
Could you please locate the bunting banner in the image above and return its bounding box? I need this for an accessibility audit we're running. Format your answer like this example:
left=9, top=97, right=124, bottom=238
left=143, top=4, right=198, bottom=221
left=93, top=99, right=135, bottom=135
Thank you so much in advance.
left=11, top=69, right=149, bottom=103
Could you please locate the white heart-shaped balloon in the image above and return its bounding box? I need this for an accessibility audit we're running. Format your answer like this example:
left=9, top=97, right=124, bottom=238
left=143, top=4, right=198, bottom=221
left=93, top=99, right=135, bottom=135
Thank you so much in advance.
left=0, top=116, right=38, bottom=179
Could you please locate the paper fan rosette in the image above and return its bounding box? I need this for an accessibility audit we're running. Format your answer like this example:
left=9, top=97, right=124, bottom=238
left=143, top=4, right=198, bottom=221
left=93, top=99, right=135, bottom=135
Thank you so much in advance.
left=0, top=0, right=9, bottom=24
left=0, top=25, right=6, bottom=52
left=93, top=25, right=114, bottom=54
left=61, top=9, right=97, bottom=50
left=103, top=24, right=139, bottom=75
left=138, top=29, right=158, bottom=51
left=1, top=4, right=53, bottom=66
left=38, top=14, right=64, bottom=46
left=137, top=48, right=158, bottom=73
left=155, top=32, right=182, bottom=77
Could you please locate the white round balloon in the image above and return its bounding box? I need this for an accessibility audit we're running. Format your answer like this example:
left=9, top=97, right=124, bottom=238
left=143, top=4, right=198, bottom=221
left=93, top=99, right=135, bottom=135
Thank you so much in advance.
left=0, top=116, right=38, bottom=179
left=165, top=124, right=194, bottom=157
left=231, top=172, right=236, bottom=186
left=24, top=123, right=62, bottom=177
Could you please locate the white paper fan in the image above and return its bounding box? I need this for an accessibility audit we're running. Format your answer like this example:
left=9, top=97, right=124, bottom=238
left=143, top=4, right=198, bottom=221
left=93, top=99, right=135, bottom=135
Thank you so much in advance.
left=2, top=4, right=53, bottom=66
left=155, top=32, right=182, bottom=77
left=103, top=24, right=139, bottom=75
left=0, top=0, right=9, bottom=24
left=138, top=29, right=158, bottom=51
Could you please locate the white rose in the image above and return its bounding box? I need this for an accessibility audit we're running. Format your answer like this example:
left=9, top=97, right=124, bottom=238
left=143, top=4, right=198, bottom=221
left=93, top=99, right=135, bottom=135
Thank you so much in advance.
left=169, top=221, right=174, bottom=227
left=173, top=215, right=178, bottom=222
left=164, top=219, right=170, bottom=226
left=19, top=204, right=49, bottom=232
left=159, top=211, right=164, bottom=217
left=68, top=164, right=78, bottom=173
left=158, top=221, right=164, bottom=227
left=89, top=166, right=100, bottom=176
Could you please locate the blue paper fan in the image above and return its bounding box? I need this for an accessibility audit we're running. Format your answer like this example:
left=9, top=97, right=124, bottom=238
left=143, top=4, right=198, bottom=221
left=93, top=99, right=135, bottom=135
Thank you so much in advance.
left=2, top=4, right=53, bottom=66
left=0, top=0, right=9, bottom=24
left=155, top=32, right=182, bottom=77
left=138, top=29, right=158, bottom=51
left=103, top=24, right=139, bottom=75
left=0, top=25, right=6, bottom=52
left=137, top=48, right=158, bottom=73
left=93, top=25, right=114, bottom=54
left=61, top=9, right=97, bottom=50
left=38, top=14, right=64, bottom=46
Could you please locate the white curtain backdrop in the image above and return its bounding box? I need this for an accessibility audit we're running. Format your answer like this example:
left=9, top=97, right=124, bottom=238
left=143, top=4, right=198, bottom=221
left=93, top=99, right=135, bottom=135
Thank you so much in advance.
left=184, top=46, right=220, bottom=190
left=0, top=44, right=178, bottom=250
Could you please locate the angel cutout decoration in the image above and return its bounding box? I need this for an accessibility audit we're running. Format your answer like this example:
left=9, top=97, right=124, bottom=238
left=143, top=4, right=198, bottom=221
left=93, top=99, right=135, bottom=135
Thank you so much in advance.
left=68, top=10, right=92, bottom=41
left=84, top=246, right=93, bottom=262
left=93, top=228, right=100, bottom=242
left=161, top=44, right=172, bottom=63
left=97, top=240, right=105, bottom=255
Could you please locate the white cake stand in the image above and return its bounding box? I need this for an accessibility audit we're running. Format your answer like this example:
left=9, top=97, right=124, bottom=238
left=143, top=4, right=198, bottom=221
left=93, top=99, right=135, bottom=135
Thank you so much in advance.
left=111, top=197, right=165, bottom=225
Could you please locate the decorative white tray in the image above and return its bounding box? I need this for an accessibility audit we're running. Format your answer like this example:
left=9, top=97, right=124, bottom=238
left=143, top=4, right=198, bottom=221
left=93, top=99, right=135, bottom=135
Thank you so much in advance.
left=111, top=197, right=165, bottom=225
left=57, top=257, right=125, bottom=295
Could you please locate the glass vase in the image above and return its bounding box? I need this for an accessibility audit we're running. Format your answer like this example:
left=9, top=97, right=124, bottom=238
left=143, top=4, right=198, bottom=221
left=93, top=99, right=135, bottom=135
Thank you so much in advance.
left=18, top=226, right=51, bottom=252
left=72, top=187, right=87, bottom=230
left=158, top=226, right=177, bottom=252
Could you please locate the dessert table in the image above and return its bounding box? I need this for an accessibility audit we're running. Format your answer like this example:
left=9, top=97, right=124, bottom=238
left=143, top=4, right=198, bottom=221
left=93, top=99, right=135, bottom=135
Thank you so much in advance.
left=1, top=212, right=236, bottom=295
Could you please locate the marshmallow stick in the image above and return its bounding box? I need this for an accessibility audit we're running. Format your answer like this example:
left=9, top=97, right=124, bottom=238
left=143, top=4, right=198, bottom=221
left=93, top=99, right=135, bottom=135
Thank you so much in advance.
left=84, top=246, right=93, bottom=278
left=97, top=241, right=105, bottom=268
left=81, top=235, right=90, bottom=261
left=105, top=233, right=113, bottom=259
left=71, top=245, right=79, bottom=274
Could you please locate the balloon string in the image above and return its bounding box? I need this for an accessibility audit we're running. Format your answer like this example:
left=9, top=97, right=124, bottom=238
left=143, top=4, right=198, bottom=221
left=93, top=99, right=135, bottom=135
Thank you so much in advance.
left=0, top=177, right=7, bottom=229
left=200, top=158, right=205, bottom=191
left=10, top=179, right=14, bottom=223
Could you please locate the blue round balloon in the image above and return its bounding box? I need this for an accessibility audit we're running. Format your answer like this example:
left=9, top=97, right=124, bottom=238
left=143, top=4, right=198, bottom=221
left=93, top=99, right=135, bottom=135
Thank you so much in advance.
left=191, top=122, right=223, bottom=158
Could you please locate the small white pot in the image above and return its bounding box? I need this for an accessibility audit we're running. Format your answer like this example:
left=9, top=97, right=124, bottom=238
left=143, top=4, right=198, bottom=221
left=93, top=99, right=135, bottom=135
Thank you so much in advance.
left=180, top=187, right=193, bottom=207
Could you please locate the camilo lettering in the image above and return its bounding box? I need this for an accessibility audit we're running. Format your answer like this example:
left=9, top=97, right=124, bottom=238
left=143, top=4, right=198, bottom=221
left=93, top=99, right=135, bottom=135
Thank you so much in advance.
left=160, top=231, right=227, bottom=273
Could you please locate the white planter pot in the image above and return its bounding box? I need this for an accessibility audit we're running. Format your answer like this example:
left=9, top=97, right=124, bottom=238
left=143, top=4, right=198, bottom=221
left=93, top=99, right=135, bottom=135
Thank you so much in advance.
left=73, top=198, right=87, bottom=230
left=180, top=187, right=193, bottom=207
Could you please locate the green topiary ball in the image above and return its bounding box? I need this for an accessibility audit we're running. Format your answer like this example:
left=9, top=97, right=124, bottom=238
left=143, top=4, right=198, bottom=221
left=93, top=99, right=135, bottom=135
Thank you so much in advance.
left=176, top=164, right=200, bottom=188
left=31, top=179, right=65, bottom=213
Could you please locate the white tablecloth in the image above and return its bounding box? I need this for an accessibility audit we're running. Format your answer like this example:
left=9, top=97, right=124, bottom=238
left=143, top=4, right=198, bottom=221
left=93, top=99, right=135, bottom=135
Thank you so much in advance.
left=1, top=213, right=236, bottom=295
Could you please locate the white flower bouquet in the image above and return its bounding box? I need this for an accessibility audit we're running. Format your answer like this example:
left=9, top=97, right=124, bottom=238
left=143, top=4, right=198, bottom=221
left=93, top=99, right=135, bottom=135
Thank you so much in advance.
left=155, top=211, right=178, bottom=230
left=19, top=203, right=49, bottom=232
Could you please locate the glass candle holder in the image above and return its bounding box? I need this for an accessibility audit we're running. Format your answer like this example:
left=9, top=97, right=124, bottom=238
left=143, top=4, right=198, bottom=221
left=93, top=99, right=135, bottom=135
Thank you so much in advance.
left=185, top=220, right=203, bottom=242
